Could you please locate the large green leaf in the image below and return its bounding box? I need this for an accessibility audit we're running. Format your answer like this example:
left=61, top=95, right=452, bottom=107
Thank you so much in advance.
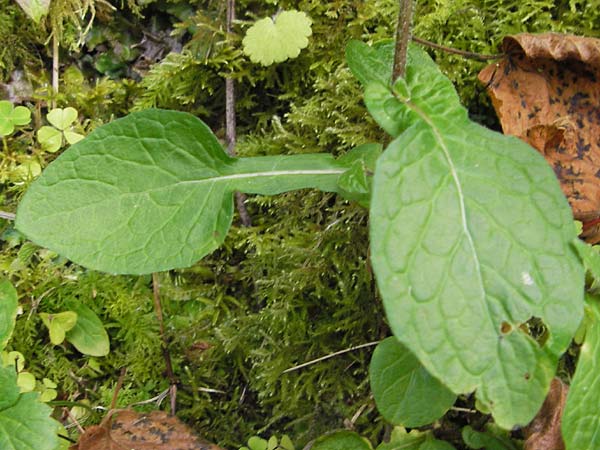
left=65, top=302, right=110, bottom=356
left=0, top=280, right=18, bottom=350
left=370, top=337, right=456, bottom=427
left=16, top=109, right=355, bottom=274
left=0, top=366, right=59, bottom=450
left=562, top=296, right=600, bottom=449
left=354, top=41, right=584, bottom=427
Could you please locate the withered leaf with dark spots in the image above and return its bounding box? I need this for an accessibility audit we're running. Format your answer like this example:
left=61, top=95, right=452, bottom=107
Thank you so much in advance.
left=69, top=409, right=225, bottom=450
left=478, top=33, right=600, bottom=241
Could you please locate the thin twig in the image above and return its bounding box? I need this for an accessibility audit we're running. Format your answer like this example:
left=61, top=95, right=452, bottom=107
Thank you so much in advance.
left=225, top=0, right=252, bottom=227
left=198, top=387, right=226, bottom=394
left=392, top=0, right=415, bottom=80
left=450, top=406, right=478, bottom=414
left=129, top=387, right=170, bottom=407
left=110, top=367, right=127, bottom=410
left=412, top=36, right=504, bottom=61
left=282, top=341, right=380, bottom=374
left=151, top=273, right=178, bottom=414
left=52, top=32, right=59, bottom=109
left=0, top=211, right=16, bottom=220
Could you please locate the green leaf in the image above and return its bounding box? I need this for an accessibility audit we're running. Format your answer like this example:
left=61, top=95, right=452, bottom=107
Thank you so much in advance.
left=248, top=436, right=268, bottom=450
left=0, top=366, right=19, bottom=409
left=0, top=102, right=13, bottom=136
left=37, top=126, right=63, bottom=153
left=376, top=428, right=455, bottom=450
left=40, top=311, right=78, bottom=345
left=267, top=436, right=278, bottom=450
left=370, top=337, right=456, bottom=427
left=0, top=101, right=31, bottom=136
left=16, top=109, right=352, bottom=274
left=2, top=351, right=25, bottom=372
left=280, top=435, right=294, bottom=450
left=312, top=431, right=372, bottom=450
left=562, top=297, right=600, bottom=448
left=367, top=43, right=584, bottom=428
left=65, top=303, right=110, bottom=356
left=0, top=365, right=59, bottom=450
left=346, top=41, right=437, bottom=137
left=17, top=371, right=36, bottom=392
left=63, top=130, right=84, bottom=145
left=0, top=279, right=18, bottom=350
left=12, top=106, right=31, bottom=126
left=573, top=239, right=600, bottom=289
left=337, top=143, right=382, bottom=206
left=461, top=425, right=519, bottom=450
left=242, top=10, right=312, bottom=66
left=14, top=0, right=50, bottom=23
left=46, top=108, right=78, bottom=131
left=346, top=40, right=394, bottom=87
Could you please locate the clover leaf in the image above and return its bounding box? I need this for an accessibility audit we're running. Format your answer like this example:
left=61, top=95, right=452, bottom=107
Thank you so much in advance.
left=242, top=10, right=312, bottom=66
left=37, top=107, right=84, bottom=153
left=0, top=100, right=31, bottom=136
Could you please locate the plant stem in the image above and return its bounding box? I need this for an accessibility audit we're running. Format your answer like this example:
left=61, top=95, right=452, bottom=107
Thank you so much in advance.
left=393, top=0, right=415, bottom=80
left=52, top=31, right=59, bottom=109
left=151, top=273, right=178, bottom=414
left=411, top=36, right=503, bottom=60
left=225, top=0, right=252, bottom=227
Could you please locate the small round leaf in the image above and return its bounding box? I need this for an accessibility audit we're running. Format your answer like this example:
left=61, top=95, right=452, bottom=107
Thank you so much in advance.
left=242, top=10, right=312, bottom=66
left=37, top=126, right=63, bottom=152
left=46, top=107, right=78, bottom=130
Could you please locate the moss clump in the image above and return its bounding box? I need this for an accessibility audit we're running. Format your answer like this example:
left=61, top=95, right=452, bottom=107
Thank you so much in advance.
left=1, top=0, right=598, bottom=448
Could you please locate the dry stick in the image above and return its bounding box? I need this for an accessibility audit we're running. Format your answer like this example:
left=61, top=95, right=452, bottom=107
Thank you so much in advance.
left=0, top=211, right=15, bottom=220
left=226, top=0, right=252, bottom=227
left=411, top=36, right=504, bottom=61
left=151, top=273, right=178, bottom=414
left=110, top=367, right=128, bottom=410
left=282, top=341, right=380, bottom=374
left=392, top=0, right=415, bottom=80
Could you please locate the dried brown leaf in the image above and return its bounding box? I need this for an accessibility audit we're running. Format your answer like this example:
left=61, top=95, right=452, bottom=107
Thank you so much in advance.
left=478, top=33, right=600, bottom=241
left=523, top=377, right=568, bottom=450
left=70, top=410, right=225, bottom=450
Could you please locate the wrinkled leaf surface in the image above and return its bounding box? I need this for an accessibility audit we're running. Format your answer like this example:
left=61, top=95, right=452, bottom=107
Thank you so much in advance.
left=16, top=109, right=353, bottom=274
left=348, top=40, right=584, bottom=428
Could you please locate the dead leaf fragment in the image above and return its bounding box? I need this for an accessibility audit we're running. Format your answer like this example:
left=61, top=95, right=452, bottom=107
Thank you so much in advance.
left=70, top=409, right=225, bottom=450
left=478, top=33, right=600, bottom=241
left=523, top=377, right=568, bottom=450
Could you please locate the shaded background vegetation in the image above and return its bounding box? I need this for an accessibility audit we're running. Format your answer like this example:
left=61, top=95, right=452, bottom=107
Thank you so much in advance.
left=1, top=0, right=598, bottom=447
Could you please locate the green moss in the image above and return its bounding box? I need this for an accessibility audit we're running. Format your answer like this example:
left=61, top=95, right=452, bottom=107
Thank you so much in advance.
left=2, top=1, right=599, bottom=448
